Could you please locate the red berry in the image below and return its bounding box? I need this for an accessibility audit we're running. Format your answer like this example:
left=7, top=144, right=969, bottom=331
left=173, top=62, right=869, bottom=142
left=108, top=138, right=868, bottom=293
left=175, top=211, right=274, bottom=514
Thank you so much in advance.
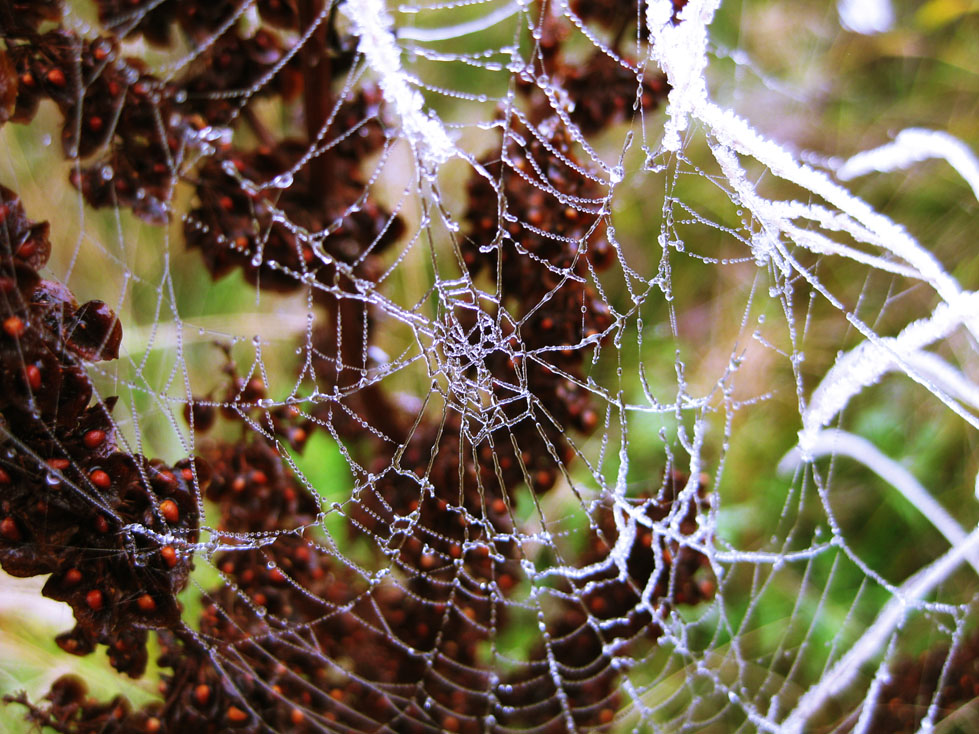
left=83, top=430, right=106, bottom=449
left=46, top=68, right=66, bottom=86
left=86, top=589, right=103, bottom=610
left=24, top=364, right=41, bottom=390
left=1, top=517, right=20, bottom=541
left=64, top=568, right=83, bottom=586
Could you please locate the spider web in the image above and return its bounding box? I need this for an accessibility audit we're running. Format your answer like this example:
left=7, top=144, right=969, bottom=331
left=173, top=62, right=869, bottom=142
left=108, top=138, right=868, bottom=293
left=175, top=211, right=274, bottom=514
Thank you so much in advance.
left=2, top=0, right=979, bottom=732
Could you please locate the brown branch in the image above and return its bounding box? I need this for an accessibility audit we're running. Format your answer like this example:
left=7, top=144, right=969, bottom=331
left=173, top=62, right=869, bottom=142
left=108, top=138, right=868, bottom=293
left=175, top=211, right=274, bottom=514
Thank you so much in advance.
left=299, top=0, right=334, bottom=202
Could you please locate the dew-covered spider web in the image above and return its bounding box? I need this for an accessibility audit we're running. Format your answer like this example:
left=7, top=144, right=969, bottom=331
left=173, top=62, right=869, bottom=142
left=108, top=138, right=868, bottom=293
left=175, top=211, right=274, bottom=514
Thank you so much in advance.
left=2, top=0, right=979, bottom=732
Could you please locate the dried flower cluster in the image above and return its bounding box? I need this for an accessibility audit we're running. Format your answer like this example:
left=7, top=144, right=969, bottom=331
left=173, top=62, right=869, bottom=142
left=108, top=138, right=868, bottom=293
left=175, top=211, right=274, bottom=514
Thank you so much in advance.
left=0, top=183, right=199, bottom=680
left=1, top=0, right=722, bottom=732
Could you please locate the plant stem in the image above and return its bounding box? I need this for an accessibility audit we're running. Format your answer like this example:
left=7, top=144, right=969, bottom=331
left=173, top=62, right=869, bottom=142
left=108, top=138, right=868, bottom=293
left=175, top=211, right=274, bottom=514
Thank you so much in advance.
left=299, top=0, right=334, bottom=202
left=299, top=0, right=405, bottom=443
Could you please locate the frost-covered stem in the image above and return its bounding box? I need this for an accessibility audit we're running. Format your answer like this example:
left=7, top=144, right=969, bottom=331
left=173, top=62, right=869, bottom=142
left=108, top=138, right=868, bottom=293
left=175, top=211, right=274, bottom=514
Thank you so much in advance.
left=779, top=429, right=979, bottom=576
left=703, top=101, right=975, bottom=331
left=903, top=351, right=979, bottom=412
left=645, top=1, right=979, bottom=338
left=837, top=128, right=979, bottom=203
left=342, top=0, right=458, bottom=175
left=798, top=291, right=979, bottom=452
left=781, top=525, right=979, bottom=733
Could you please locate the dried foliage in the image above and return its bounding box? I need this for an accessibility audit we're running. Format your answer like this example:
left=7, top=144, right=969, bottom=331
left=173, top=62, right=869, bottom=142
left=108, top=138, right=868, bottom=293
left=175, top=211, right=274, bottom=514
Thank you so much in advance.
left=0, top=0, right=720, bottom=732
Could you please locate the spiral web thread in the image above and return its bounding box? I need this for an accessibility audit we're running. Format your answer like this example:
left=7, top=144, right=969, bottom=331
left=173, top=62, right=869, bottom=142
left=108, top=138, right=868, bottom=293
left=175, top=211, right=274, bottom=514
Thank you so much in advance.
left=3, top=0, right=979, bottom=732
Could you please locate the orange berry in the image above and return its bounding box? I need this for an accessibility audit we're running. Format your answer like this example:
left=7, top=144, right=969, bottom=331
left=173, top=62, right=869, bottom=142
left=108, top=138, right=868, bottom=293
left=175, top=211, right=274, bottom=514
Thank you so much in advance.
left=194, top=684, right=210, bottom=706
left=2, top=315, right=25, bottom=337
left=159, top=499, right=179, bottom=523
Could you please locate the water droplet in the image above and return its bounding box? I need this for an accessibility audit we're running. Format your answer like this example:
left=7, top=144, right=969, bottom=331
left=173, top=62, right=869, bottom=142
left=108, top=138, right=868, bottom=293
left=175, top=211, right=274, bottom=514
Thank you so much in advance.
left=271, top=172, right=293, bottom=189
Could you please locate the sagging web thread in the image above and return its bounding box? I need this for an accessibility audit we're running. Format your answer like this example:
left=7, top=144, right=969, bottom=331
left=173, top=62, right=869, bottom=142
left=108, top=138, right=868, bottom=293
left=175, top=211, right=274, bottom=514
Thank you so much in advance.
left=0, top=0, right=978, bottom=733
